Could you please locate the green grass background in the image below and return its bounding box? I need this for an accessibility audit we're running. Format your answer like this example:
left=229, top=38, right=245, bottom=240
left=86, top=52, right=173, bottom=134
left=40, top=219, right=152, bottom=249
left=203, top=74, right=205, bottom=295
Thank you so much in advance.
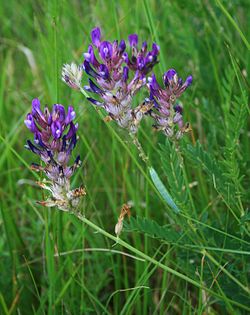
left=0, top=0, right=250, bottom=314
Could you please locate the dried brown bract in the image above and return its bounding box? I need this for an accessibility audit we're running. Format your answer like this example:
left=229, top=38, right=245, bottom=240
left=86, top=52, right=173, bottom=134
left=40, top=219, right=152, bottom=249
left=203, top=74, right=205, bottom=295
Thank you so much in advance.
left=115, top=204, right=131, bottom=237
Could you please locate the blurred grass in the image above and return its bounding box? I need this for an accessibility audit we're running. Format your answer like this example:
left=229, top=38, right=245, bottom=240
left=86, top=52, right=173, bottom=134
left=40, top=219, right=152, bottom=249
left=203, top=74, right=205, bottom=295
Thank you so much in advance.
left=0, top=0, right=250, bottom=314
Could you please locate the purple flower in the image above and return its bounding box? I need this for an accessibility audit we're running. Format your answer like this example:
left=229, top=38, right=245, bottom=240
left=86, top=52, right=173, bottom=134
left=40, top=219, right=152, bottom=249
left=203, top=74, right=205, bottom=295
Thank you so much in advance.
left=128, top=34, right=138, bottom=47
left=81, top=27, right=160, bottom=133
left=65, top=106, right=76, bottom=124
left=91, top=27, right=101, bottom=47
left=125, top=35, right=160, bottom=76
left=25, top=99, right=85, bottom=211
left=147, top=70, right=193, bottom=139
left=99, top=41, right=113, bottom=60
left=32, top=98, right=43, bottom=116
left=24, top=113, right=37, bottom=133
left=51, top=120, right=62, bottom=139
left=119, top=39, right=126, bottom=53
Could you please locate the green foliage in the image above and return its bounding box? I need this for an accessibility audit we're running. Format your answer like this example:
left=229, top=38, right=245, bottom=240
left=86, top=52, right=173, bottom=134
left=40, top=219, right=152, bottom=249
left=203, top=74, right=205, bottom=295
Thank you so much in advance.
left=184, top=141, right=237, bottom=208
left=221, top=65, right=235, bottom=120
left=159, top=140, right=191, bottom=211
left=124, top=215, right=182, bottom=242
left=226, top=93, right=248, bottom=151
left=1, top=0, right=250, bottom=314
left=221, top=62, right=248, bottom=190
left=223, top=92, right=248, bottom=192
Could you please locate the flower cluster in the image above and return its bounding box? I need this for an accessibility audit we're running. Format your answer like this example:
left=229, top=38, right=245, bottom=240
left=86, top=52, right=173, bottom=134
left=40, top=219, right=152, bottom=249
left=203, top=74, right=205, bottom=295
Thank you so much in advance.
left=148, top=69, right=193, bottom=139
left=62, top=27, right=193, bottom=140
left=63, top=27, right=160, bottom=134
left=25, top=98, right=85, bottom=211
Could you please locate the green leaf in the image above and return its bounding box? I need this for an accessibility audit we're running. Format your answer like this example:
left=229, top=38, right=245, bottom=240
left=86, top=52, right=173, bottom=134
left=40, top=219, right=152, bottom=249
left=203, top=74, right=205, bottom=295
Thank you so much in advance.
left=184, top=141, right=236, bottom=207
left=159, top=140, right=190, bottom=211
left=124, top=216, right=181, bottom=242
left=240, top=212, right=250, bottom=225
left=222, top=92, right=248, bottom=190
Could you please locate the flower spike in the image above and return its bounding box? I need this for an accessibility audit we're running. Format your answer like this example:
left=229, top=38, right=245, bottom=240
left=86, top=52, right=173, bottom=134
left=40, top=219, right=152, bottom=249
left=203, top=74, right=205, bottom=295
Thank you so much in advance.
left=25, top=99, right=86, bottom=211
left=81, top=28, right=161, bottom=133
left=147, top=70, right=193, bottom=139
left=63, top=27, right=160, bottom=134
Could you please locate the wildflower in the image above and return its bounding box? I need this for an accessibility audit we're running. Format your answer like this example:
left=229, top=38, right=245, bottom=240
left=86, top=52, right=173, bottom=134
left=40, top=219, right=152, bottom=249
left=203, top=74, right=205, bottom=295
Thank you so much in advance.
left=115, top=204, right=131, bottom=237
left=62, top=63, right=83, bottom=90
left=25, top=98, right=85, bottom=211
left=147, top=69, right=193, bottom=139
left=82, top=27, right=160, bottom=133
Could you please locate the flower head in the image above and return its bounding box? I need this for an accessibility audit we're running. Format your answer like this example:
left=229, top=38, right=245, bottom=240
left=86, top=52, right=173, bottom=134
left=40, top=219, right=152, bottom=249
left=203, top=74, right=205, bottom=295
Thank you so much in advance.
left=147, top=70, right=192, bottom=139
left=25, top=98, right=85, bottom=211
left=82, top=27, right=160, bottom=133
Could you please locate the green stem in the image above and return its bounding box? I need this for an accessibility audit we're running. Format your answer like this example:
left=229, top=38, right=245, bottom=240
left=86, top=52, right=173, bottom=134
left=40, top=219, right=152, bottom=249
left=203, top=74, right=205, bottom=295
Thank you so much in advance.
left=75, top=212, right=195, bottom=284
left=129, top=132, right=150, bottom=165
